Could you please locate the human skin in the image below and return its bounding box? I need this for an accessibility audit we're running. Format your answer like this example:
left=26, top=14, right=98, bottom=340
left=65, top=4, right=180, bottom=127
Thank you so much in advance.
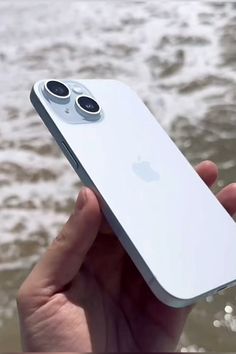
left=17, top=161, right=236, bottom=352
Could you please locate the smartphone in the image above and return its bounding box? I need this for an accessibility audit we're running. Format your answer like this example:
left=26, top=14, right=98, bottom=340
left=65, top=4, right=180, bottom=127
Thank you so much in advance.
left=30, top=79, right=236, bottom=308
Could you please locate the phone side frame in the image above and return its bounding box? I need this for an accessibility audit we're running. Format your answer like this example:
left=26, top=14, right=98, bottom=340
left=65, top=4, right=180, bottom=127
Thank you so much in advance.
left=30, top=86, right=208, bottom=309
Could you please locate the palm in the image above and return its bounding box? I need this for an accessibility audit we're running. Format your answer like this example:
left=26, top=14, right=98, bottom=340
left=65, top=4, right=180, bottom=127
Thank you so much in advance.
left=82, top=231, right=190, bottom=352
left=30, top=231, right=189, bottom=352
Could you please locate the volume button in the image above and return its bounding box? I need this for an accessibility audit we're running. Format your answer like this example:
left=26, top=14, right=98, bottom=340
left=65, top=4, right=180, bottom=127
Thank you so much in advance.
left=61, top=141, right=78, bottom=169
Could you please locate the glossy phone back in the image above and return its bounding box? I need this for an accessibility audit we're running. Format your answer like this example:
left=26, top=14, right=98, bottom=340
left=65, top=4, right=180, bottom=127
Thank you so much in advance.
left=31, top=79, right=236, bottom=307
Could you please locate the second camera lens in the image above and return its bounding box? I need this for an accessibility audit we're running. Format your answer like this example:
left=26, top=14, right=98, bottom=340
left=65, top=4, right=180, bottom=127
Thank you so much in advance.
left=76, top=96, right=101, bottom=118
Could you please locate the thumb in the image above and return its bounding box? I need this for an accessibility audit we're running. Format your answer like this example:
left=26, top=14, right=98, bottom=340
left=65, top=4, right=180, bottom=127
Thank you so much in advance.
left=18, top=187, right=101, bottom=303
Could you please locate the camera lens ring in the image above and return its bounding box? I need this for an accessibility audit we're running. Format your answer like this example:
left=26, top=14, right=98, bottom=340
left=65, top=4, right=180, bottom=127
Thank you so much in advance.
left=76, top=95, right=101, bottom=117
left=45, top=80, right=71, bottom=99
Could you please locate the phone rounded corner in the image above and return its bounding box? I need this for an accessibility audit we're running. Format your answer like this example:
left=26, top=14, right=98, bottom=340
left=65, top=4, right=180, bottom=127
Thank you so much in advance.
left=30, top=85, right=36, bottom=101
left=32, top=79, right=47, bottom=95
left=30, top=85, right=40, bottom=108
left=148, top=277, right=197, bottom=309
left=30, top=79, right=48, bottom=106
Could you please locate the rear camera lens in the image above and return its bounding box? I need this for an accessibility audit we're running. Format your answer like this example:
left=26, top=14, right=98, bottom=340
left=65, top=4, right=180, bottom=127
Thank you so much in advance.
left=45, top=80, right=70, bottom=99
left=76, top=96, right=101, bottom=116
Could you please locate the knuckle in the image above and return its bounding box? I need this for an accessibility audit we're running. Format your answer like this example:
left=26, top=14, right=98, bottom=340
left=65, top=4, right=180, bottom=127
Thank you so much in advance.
left=54, top=228, right=71, bottom=247
left=54, top=217, right=73, bottom=245
left=55, top=229, right=68, bottom=243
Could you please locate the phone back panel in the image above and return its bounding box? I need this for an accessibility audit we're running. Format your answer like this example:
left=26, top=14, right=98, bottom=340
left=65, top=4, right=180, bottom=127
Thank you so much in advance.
left=32, top=79, right=236, bottom=304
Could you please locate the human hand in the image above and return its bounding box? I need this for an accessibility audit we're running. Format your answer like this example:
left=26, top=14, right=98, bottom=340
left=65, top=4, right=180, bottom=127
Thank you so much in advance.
left=17, top=160, right=236, bottom=352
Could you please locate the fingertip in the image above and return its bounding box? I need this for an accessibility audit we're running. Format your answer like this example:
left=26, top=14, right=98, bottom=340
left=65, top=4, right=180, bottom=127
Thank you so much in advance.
left=79, top=187, right=102, bottom=223
left=84, top=187, right=100, bottom=208
left=84, top=187, right=98, bottom=201
left=205, top=160, right=218, bottom=172
left=217, top=183, right=236, bottom=216
left=223, top=182, right=236, bottom=200
left=204, top=160, right=217, bottom=167
left=228, top=182, right=236, bottom=193
left=75, top=187, right=99, bottom=210
left=75, top=187, right=88, bottom=210
left=196, top=160, right=219, bottom=187
left=197, top=160, right=218, bottom=174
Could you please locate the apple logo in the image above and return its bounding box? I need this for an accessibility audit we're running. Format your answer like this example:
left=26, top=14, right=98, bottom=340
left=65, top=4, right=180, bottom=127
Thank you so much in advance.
left=132, top=157, right=160, bottom=182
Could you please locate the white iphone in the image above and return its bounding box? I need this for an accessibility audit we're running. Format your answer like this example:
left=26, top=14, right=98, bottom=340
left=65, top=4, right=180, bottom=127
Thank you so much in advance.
left=30, top=79, right=236, bottom=308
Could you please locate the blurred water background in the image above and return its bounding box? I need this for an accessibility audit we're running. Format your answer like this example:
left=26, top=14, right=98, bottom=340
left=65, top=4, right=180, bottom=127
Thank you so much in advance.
left=0, top=1, right=236, bottom=351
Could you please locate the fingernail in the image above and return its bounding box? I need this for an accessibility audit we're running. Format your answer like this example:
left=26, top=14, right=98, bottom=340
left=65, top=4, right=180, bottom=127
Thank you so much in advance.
left=76, top=187, right=87, bottom=210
